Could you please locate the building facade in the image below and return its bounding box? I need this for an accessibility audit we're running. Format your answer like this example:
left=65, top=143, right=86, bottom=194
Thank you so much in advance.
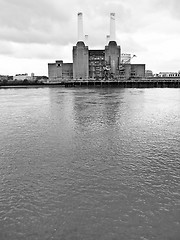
left=48, top=60, right=73, bottom=82
left=48, top=13, right=145, bottom=82
left=73, top=41, right=89, bottom=80
left=158, top=72, right=180, bottom=77
left=13, top=73, right=33, bottom=81
left=89, top=50, right=105, bottom=79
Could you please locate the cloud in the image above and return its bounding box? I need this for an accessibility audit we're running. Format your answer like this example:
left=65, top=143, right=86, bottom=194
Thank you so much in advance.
left=0, top=0, right=178, bottom=45
left=0, top=0, right=155, bottom=45
left=120, top=35, right=147, bottom=54
left=148, top=0, right=180, bottom=20
left=0, top=0, right=74, bottom=44
left=0, top=40, right=73, bottom=61
left=0, top=41, right=14, bottom=55
left=0, top=0, right=180, bottom=74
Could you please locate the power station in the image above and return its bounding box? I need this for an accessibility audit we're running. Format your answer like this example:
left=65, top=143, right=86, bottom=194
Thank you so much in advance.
left=48, top=13, right=145, bottom=82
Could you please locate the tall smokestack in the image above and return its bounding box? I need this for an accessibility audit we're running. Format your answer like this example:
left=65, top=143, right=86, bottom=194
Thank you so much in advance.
left=110, top=13, right=116, bottom=41
left=78, top=12, right=84, bottom=41
left=85, top=35, right=89, bottom=45
left=106, top=35, right=110, bottom=44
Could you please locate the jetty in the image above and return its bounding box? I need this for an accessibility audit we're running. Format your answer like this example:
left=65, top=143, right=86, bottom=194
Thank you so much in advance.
left=64, top=78, right=180, bottom=88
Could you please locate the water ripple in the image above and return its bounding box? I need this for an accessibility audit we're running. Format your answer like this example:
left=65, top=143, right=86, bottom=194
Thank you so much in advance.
left=0, top=88, right=180, bottom=240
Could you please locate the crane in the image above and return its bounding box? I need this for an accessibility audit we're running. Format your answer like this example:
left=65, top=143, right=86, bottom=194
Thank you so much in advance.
left=119, top=54, right=137, bottom=78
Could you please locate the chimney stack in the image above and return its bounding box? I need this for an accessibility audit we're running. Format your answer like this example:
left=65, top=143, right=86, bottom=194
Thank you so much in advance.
left=78, top=12, right=84, bottom=41
left=106, top=35, right=110, bottom=44
left=85, top=35, right=88, bottom=45
left=110, top=13, right=116, bottom=41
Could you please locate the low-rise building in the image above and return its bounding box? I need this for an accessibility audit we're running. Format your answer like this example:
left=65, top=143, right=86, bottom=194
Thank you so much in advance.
left=158, top=72, right=180, bottom=77
left=13, top=73, right=32, bottom=81
left=48, top=61, right=73, bottom=82
left=145, top=70, right=153, bottom=78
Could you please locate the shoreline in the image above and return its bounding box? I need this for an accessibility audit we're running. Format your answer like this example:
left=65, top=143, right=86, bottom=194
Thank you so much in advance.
left=1, top=78, right=180, bottom=89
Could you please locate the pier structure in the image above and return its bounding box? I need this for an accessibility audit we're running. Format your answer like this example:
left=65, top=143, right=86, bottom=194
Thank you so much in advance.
left=64, top=78, right=180, bottom=88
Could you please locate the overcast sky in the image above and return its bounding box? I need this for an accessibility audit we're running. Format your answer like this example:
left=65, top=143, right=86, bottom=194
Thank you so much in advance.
left=0, top=0, right=180, bottom=76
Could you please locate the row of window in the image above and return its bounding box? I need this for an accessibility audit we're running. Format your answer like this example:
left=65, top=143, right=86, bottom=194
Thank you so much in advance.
left=89, top=62, right=104, bottom=66
left=158, top=74, right=180, bottom=77
left=89, top=57, right=105, bottom=60
left=89, top=67, right=104, bottom=70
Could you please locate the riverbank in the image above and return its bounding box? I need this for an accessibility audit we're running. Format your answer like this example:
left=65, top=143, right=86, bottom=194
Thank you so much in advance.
left=1, top=78, right=180, bottom=88
left=0, top=82, right=65, bottom=88
left=65, top=79, right=180, bottom=88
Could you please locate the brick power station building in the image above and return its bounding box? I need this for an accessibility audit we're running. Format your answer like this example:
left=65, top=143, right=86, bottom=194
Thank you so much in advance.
left=48, top=13, right=145, bottom=82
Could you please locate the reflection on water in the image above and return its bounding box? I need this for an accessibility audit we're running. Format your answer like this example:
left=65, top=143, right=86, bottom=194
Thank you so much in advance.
left=0, top=87, right=180, bottom=240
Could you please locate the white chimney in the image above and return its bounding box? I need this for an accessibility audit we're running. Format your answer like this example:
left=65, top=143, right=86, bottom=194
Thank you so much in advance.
left=110, top=13, right=116, bottom=41
left=106, top=35, right=110, bottom=44
left=78, top=12, right=84, bottom=41
left=85, top=35, right=88, bottom=45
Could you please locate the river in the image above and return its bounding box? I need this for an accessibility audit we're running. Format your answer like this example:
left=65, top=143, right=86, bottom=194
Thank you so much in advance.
left=0, top=87, right=180, bottom=240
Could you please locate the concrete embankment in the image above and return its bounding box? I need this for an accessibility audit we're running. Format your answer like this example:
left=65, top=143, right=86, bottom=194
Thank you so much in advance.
left=64, top=79, right=180, bottom=88
left=1, top=78, right=180, bottom=88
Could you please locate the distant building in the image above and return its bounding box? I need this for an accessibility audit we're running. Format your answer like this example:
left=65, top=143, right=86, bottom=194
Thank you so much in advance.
left=13, top=73, right=48, bottom=83
left=145, top=70, right=153, bottom=78
left=13, top=73, right=32, bottom=81
left=158, top=72, right=180, bottom=77
left=48, top=61, right=73, bottom=82
left=48, top=13, right=145, bottom=81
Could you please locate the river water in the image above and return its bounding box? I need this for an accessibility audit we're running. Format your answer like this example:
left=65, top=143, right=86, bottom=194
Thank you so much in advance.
left=0, top=87, right=180, bottom=240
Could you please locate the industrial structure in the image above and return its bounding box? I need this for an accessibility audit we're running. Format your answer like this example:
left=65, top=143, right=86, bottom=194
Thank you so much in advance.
left=48, top=13, right=145, bottom=82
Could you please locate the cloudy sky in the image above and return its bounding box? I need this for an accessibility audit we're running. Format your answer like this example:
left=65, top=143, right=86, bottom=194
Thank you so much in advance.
left=0, top=0, right=180, bottom=76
